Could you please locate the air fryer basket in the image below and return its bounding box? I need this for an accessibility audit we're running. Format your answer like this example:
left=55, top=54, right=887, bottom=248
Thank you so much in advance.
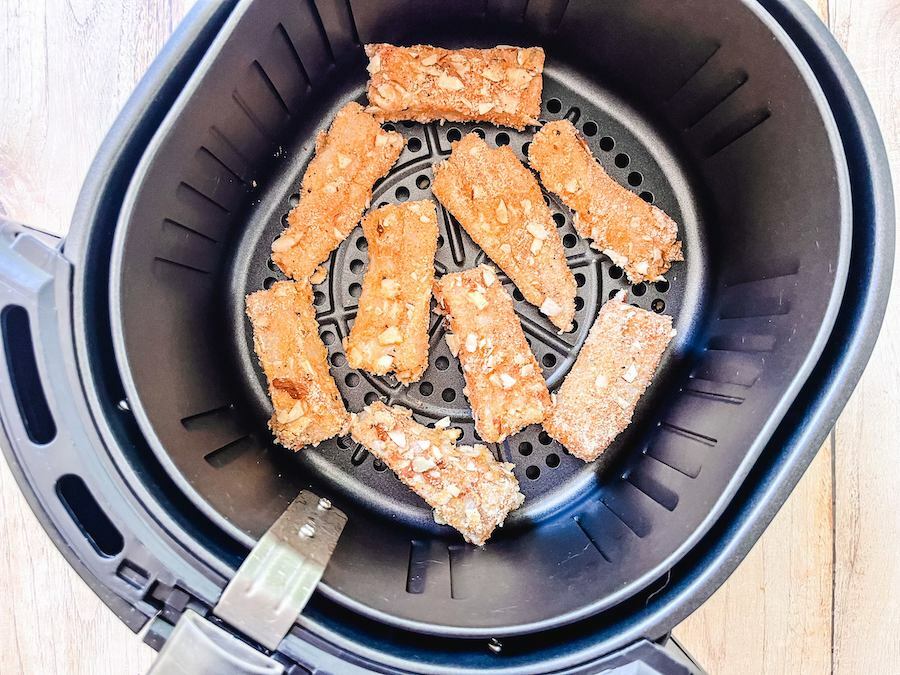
left=0, top=0, right=892, bottom=672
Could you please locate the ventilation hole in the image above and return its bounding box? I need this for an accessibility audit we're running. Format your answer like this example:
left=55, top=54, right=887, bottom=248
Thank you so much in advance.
left=321, top=330, right=335, bottom=345
left=615, top=153, right=630, bottom=168
left=519, top=441, right=533, bottom=456
left=263, top=277, right=276, bottom=289
left=575, top=296, right=584, bottom=311
left=373, top=459, right=387, bottom=472
left=401, top=120, right=416, bottom=128
left=395, top=186, right=410, bottom=202
left=437, top=234, right=445, bottom=248
left=599, top=137, right=615, bottom=152
left=416, top=175, right=431, bottom=190
left=538, top=431, right=553, bottom=445
left=419, top=381, right=434, bottom=396
left=632, top=283, right=647, bottom=297
left=511, top=288, right=524, bottom=302
left=332, top=353, right=347, bottom=368
left=583, top=121, right=598, bottom=137
left=546, top=453, right=560, bottom=468
left=407, top=137, right=422, bottom=152
left=383, top=123, right=396, bottom=132
left=349, top=283, right=362, bottom=298
left=563, top=233, right=577, bottom=248
left=639, top=191, right=654, bottom=203
left=351, top=446, right=369, bottom=466
left=2, top=307, right=56, bottom=445
left=652, top=299, right=666, bottom=313
left=609, top=290, right=620, bottom=300
left=472, top=127, right=485, bottom=139
left=525, top=466, right=541, bottom=480
left=314, top=291, right=326, bottom=305
left=627, top=171, right=643, bottom=187
left=543, top=194, right=551, bottom=207
left=364, top=391, right=379, bottom=405
left=522, top=141, right=531, bottom=156
left=281, top=213, right=290, bottom=227
left=442, top=388, right=456, bottom=402
left=655, top=279, right=670, bottom=293
left=355, top=237, right=368, bottom=251
left=446, top=127, right=462, bottom=143
left=495, top=132, right=510, bottom=146
left=289, top=193, right=300, bottom=207
left=436, top=356, right=450, bottom=371
left=267, top=258, right=278, bottom=271
left=542, top=353, right=557, bottom=368
left=56, top=475, right=123, bottom=557
left=571, top=320, right=579, bottom=331
left=345, top=372, right=360, bottom=387
left=553, top=212, right=566, bottom=228
left=349, top=259, right=364, bottom=274
left=564, top=106, right=581, bottom=123
left=609, top=266, right=624, bottom=280
left=546, top=98, right=562, bottom=114
left=575, top=273, right=586, bottom=288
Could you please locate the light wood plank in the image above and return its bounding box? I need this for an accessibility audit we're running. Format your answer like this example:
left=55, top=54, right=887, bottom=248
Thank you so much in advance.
left=830, top=0, right=900, bottom=672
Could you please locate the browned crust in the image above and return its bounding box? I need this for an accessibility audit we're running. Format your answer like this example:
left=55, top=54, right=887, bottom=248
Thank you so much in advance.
left=433, top=265, right=551, bottom=443
left=432, top=133, right=576, bottom=331
left=345, top=201, right=439, bottom=384
left=544, top=294, right=674, bottom=461
left=529, top=120, right=683, bottom=284
left=350, top=402, right=524, bottom=545
left=365, top=44, right=544, bottom=130
left=271, top=102, right=404, bottom=280
left=245, top=281, right=349, bottom=450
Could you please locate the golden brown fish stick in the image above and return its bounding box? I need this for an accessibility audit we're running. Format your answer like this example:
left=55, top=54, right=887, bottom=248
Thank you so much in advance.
left=529, top=120, right=683, bottom=284
left=350, top=402, right=524, bottom=545
left=345, top=201, right=439, bottom=384
left=433, top=266, right=551, bottom=443
left=272, top=102, right=404, bottom=280
left=432, top=133, right=576, bottom=331
left=544, top=294, right=675, bottom=461
left=245, top=281, right=349, bottom=450
left=365, top=44, right=544, bottom=130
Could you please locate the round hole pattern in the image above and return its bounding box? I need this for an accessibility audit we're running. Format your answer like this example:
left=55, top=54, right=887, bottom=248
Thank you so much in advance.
left=383, top=123, right=396, bottom=132
left=575, top=296, right=584, bottom=311
left=553, top=212, right=566, bottom=228
left=615, top=153, right=630, bottom=168
left=442, top=388, right=456, bottom=402
left=321, top=330, right=335, bottom=345
left=355, top=237, right=368, bottom=252
left=348, top=283, right=362, bottom=298
left=263, top=277, right=276, bottom=289
left=407, top=137, right=422, bottom=152
left=627, top=171, right=643, bottom=186
left=495, top=132, right=510, bottom=146
left=419, top=381, right=433, bottom=396
left=289, top=193, right=300, bottom=207
left=395, top=186, right=410, bottom=202
left=575, top=273, right=586, bottom=288
left=472, top=127, right=485, bottom=139
left=583, top=121, right=598, bottom=136
left=542, top=353, right=557, bottom=368
left=416, top=175, right=430, bottom=190
left=546, top=98, right=562, bottom=113
left=435, top=356, right=450, bottom=371
left=599, top=136, right=615, bottom=151
left=345, top=372, right=360, bottom=387
left=632, top=282, right=647, bottom=297
left=545, top=453, right=560, bottom=468
left=538, top=431, right=553, bottom=445
left=512, top=288, right=525, bottom=302
left=519, top=441, right=533, bottom=456
left=447, top=128, right=462, bottom=143
left=655, top=279, right=670, bottom=293
left=314, top=291, right=326, bottom=306
left=609, top=266, right=623, bottom=280
left=331, top=352, right=346, bottom=367
left=373, top=459, right=387, bottom=472
left=364, top=391, right=379, bottom=405
left=526, top=466, right=541, bottom=480
left=639, top=191, right=654, bottom=204
left=651, top=298, right=666, bottom=313
left=349, top=259, right=364, bottom=274
left=563, top=233, right=577, bottom=248
left=522, top=141, right=531, bottom=156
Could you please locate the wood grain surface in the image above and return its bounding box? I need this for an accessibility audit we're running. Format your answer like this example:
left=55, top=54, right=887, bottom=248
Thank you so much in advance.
left=1, top=1, right=897, bottom=673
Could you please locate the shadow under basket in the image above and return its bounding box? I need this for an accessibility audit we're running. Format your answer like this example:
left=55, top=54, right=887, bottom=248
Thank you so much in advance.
left=0, top=0, right=893, bottom=673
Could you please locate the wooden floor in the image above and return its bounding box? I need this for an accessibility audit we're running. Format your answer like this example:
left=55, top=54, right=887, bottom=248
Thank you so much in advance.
left=1, top=1, right=897, bottom=673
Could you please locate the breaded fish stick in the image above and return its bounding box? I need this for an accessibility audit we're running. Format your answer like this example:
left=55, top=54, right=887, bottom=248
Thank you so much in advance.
left=433, top=266, right=550, bottom=442
left=544, top=294, right=675, bottom=461
left=365, top=44, right=544, bottom=130
left=272, top=102, right=404, bottom=280
left=245, top=281, right=349, bottom=450
left=432, top=133, right=576, bottom=331
left=529, top=120, right=683, bottom=284
left=345, top=201, right=439, bottom=384
left=350, top=402, right=524, bottom=545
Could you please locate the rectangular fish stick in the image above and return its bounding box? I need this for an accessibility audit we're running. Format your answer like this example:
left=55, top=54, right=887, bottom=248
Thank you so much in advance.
left=365, top=44, right=544, bottom=131
left=345, top=201, right=439, bottom=384
left=544, top=294, right=675, bottom=461
left=432, top=133, right=576, bottom=332
left=272, top=102, right=404, bottom=280
left=245, top=281, right=349, bottom=450
left=433, top=266, right=550, bottom=443
left=529, top=120, right=683, bottom=284
left=350, top=402, right=524, bottom=545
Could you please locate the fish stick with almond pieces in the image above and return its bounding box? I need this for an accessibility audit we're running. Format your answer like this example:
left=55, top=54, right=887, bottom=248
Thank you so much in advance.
left=245, top=281, right=349, bottom=450
left=365, top=44, right=544, bottom=131
left=350, top=402, right=524, bottom=545
left=345, top=201, right=439, bottom=384
left=432, top=133, right=577, bottom=332
left=433, top=265, right=551, bottom=443
left=529, top=120, right=682, bottom=284
left=272, top=102, right=404, bottom=281
left=544, top=293, right=675, bottom=462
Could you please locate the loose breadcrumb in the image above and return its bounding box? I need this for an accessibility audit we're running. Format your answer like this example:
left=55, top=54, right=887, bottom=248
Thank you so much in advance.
left=529, top=120, right=683, bottom=284
left=245, top=281, right=349, bottom=450
left=544, top=294, right=674, bottom=461
left=364, top=44, right=544, bottom=130
left=433, top=266, right=551, bottom=443
left=432, top=133, right=576, bottom=331
left=272, top=102, right=404, bottom=280
left=345, top=201, right=439, bottom=384
left=350, top=402, right=524, bottom=545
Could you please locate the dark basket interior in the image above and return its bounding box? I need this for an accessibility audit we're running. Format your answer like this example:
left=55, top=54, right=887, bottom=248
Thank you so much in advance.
left=111, top=0, right=847, bottom=636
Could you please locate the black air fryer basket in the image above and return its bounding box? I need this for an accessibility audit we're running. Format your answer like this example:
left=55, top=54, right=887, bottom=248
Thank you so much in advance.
left=0, top=0, right=893, bottom=673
